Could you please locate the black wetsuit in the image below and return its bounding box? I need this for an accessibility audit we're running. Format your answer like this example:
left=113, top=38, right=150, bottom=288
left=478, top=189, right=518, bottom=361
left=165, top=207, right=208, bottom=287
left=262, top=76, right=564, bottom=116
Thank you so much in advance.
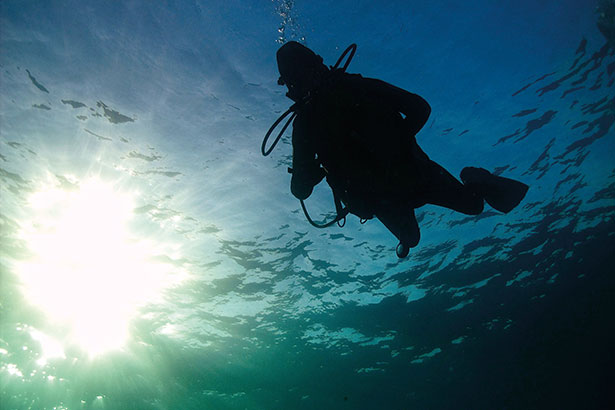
left=290, top=71, right=484, bottom=248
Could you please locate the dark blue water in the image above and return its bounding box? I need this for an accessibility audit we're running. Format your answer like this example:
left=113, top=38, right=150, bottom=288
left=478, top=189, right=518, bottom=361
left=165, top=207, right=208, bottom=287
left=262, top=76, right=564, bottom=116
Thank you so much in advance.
left=1, top=1, right=613, bottom=409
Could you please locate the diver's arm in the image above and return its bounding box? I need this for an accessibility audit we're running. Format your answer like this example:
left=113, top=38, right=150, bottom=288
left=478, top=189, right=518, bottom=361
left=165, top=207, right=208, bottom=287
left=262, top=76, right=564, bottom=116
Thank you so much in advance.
left=290, top=117, right=324, bottom=200
left=363, top=77, right=431, bottom=135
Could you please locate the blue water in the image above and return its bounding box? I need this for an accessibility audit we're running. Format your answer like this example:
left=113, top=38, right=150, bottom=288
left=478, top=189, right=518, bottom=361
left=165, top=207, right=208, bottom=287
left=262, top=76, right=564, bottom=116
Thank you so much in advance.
left=1, top=1, right=613, bottom=409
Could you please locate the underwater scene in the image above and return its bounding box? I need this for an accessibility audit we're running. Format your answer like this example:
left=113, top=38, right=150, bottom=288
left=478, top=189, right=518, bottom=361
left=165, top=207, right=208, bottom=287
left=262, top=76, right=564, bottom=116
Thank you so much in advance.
left=1, top=1, right=614, bottom=409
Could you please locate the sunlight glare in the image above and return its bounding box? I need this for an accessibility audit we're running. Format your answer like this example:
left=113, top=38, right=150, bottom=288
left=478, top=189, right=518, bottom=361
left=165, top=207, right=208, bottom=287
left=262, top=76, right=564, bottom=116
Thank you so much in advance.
left=17, top=179, right=183, bottom=356
left=29, top=328, right=66, bottom=366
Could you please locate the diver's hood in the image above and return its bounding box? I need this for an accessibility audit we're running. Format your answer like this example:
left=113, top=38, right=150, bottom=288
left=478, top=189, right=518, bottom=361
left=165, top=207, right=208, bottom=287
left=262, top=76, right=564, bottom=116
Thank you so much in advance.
left=276, top=41, right=326, bottom=91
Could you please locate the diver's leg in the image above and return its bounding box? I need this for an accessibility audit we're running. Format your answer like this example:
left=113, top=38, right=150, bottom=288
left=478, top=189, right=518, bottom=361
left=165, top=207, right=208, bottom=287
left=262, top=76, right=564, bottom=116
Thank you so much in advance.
left=375, top=204, right=420, bottom=257
left=418, top=161, right=484, bottom=215
left=460, top=167, right=529, bottom=213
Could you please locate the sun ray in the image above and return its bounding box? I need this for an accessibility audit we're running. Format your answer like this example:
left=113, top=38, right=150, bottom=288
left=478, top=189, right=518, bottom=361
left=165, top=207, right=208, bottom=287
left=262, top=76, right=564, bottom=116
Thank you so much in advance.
left=16, top=178, right=184, bottom=357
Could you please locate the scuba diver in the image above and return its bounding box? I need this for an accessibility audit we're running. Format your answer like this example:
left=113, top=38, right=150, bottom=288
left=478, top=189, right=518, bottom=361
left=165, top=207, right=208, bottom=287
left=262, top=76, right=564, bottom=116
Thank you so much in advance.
left=263, top=41, right=529, bottom=258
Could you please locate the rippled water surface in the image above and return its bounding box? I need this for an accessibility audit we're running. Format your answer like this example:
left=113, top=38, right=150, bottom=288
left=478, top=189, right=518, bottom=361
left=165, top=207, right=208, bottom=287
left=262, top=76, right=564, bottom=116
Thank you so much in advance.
left=1, top=1, right=614, bottom=409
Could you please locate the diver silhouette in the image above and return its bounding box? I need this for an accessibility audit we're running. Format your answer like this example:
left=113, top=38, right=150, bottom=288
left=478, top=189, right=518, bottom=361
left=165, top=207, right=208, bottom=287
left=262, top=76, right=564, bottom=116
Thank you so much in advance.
left=264, top=41, right=529, bottom=258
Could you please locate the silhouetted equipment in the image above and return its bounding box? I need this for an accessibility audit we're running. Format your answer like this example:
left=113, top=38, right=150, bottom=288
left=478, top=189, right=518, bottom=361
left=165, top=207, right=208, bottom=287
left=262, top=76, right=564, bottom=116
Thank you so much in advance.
left=263, top=44, right=357, bottom=228
left=264, top=41, right=529, bottom=258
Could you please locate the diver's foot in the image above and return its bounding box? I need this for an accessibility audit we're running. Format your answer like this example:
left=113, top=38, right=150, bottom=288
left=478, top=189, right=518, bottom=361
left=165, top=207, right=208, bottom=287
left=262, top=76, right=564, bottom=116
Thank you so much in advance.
left=460, top=167, right=490, bottom=184
left=396, top=242, right=410, bottom=258
left=460, top=167, right=529, bottom=214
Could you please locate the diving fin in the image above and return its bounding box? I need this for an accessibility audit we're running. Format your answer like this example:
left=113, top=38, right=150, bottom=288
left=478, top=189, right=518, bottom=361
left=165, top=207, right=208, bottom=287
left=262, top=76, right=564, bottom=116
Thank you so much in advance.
left=460, top=167, right=529, bottom=214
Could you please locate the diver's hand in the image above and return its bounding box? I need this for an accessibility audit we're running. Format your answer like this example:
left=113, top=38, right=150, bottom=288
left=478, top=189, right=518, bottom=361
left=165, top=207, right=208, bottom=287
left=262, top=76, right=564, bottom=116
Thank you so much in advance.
left=310, top=167, right=327, bottom=186
left=290, top=167, right=326, bottom=200
left=288, top=167, right=325, bottom=185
